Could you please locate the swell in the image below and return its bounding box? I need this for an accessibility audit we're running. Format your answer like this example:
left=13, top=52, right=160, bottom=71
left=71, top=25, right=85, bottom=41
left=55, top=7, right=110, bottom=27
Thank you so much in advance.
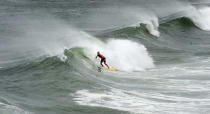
left=97, top=6, right=210, bottom=38
left=161, top=17, right=197, bottom=28
left=97, top=15, right=210, bottom=64
left=98, top=17, right=199, bottom=38
left=0, top=48, right=90, bottom=74
left=0, top=97, right=33, bottom=114
left=1, top=16, right=205, bottom=72
left=96, top=16, right=199, bottom=51
left=0, top=48, right=103, bottom=114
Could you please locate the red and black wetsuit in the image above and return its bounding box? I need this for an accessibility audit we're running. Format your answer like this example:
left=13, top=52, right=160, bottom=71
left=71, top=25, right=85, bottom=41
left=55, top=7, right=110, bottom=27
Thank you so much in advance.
left=96, top=52, right=107, bottom=67
left=97, top=53, right=106, bottom=63
left=96, top=52, right=109, bottom=68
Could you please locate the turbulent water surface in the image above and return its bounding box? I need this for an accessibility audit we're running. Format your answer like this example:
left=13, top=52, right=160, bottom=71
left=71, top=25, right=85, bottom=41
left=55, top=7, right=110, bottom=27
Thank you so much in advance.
left=1, top=0, right=210, bottom=114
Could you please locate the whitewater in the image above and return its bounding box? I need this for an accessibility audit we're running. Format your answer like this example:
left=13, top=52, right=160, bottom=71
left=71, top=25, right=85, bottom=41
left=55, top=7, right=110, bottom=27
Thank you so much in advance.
left=1, top=0, right=210, bottom=114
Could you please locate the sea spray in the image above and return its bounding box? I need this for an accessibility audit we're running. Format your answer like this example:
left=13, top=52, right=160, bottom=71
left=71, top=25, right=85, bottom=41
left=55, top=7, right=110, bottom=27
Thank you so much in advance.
left=182, top=6, right=210, bottom=31
left=85, top=39, right=154, bottom=72
left=85, top=7, right=160, bottom=37
left=193, top=7, right=210, bottom=31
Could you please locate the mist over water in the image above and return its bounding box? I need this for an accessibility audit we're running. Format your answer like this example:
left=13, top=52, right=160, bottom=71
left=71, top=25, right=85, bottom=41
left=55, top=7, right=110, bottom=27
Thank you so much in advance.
left=101, top=39, right=154, bottom=71
left=1, top=0, right=210, bottom=114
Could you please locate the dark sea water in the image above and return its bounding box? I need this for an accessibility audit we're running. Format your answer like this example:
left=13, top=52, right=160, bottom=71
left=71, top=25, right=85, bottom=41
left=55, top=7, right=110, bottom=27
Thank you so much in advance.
left=1, top=0, right=210, bottom=114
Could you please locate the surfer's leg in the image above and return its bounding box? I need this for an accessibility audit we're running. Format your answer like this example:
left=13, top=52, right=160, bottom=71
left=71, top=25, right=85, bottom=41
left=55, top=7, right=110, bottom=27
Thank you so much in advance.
left=100, top=59, right=103, bottom=67
left=104, top=62, right=109, bottom=69
left=103, top=58, right=109, bottom=69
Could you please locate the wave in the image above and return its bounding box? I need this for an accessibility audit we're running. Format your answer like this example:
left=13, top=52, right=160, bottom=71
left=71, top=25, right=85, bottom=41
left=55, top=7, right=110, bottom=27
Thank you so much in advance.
left=130, top=15, right=160, bottom=37
left=64, top=39, right=154, bottom=72
left=98, top=6, right=210, bottom=37
left=73, top=89, right=149, bottom=113
left=0, top=97, right=33, bottom=114
left=188, top=7, right=210, bottom=31
left=160, top=17, right=197, bottom=28
left=81, top=3, right=209, bottom=37
left=0, top=14, right=154, bottom=72
left=83, top=6, right=160, bottom=37
left=160, top=6, right=210, bottom=31
left=131, top=6, right=210, bottom=35
left=4, top=6, right=210, bottom=72
left=1, top=39, right=154, bottom=74
left=100, top=12, right=209, bottom=40
left=93, top=39, right=154, bottom=71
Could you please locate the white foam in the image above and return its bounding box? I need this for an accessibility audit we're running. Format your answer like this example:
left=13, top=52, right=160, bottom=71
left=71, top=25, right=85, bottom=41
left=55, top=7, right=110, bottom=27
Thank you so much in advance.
left=73, top=89, right=154, bottom=113
left=104, top=39, right=154, bottom=71
left=127, top=10, right=160, bottom=37
left=84, top=39, right=154, bottom=72
left=73, top=89, right=210, bottom=114
left=186, top=6, right=210, bottom=31
left=141, top=16, right=160, bottom=37
left=196, top=7, right=210, bottom=31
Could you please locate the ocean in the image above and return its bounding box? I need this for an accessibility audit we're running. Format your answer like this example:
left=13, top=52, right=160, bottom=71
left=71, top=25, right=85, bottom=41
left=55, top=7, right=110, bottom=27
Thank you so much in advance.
left=0, top=0, right=210, bottom=114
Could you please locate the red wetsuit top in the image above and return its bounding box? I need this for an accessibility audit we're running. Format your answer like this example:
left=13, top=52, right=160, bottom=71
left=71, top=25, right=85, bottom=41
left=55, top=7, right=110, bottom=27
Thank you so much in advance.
left=97, top=53, right=105, bottom=59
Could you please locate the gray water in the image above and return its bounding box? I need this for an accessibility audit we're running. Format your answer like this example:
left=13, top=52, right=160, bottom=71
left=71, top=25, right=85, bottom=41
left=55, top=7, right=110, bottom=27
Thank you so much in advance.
left=1, top=0, right=210, bottom=114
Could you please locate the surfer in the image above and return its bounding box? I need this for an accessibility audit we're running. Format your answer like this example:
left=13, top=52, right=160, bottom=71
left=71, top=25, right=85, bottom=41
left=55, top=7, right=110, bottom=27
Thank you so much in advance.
left=96, top=51, right=110, bottom=69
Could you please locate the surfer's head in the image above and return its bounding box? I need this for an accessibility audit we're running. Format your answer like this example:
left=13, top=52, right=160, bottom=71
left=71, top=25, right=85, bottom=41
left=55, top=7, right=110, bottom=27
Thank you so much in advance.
left=97, top=51, right=100, bottom=55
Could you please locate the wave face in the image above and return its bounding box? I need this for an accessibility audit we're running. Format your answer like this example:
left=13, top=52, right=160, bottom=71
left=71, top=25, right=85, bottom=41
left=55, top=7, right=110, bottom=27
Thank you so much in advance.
left=1, top=0, right=210, bottom=114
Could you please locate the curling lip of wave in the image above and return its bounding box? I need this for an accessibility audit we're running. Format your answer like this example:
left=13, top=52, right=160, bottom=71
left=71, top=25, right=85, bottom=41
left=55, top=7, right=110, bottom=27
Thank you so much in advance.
left=124, top=6, right=210, bottom=36
left=159, top=6, right=210, bottom=31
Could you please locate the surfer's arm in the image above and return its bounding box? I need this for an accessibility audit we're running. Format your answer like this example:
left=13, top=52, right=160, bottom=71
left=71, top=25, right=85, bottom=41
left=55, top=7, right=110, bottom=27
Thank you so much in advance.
left=95, top=55, right=98, bottom=58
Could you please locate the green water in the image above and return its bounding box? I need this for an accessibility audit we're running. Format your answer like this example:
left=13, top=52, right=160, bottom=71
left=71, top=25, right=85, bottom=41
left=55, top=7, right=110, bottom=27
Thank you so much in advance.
left=1, top=0, right=210, bottom=114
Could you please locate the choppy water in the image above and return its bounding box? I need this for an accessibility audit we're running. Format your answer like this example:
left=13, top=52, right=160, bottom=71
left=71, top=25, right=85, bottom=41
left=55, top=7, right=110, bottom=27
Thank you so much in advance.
left=1, top=0, right=210, bottom=114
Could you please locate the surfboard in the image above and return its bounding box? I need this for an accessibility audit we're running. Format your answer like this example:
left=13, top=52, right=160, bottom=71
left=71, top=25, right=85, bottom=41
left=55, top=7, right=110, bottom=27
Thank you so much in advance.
left=104, top=65, right=117, bottom=71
